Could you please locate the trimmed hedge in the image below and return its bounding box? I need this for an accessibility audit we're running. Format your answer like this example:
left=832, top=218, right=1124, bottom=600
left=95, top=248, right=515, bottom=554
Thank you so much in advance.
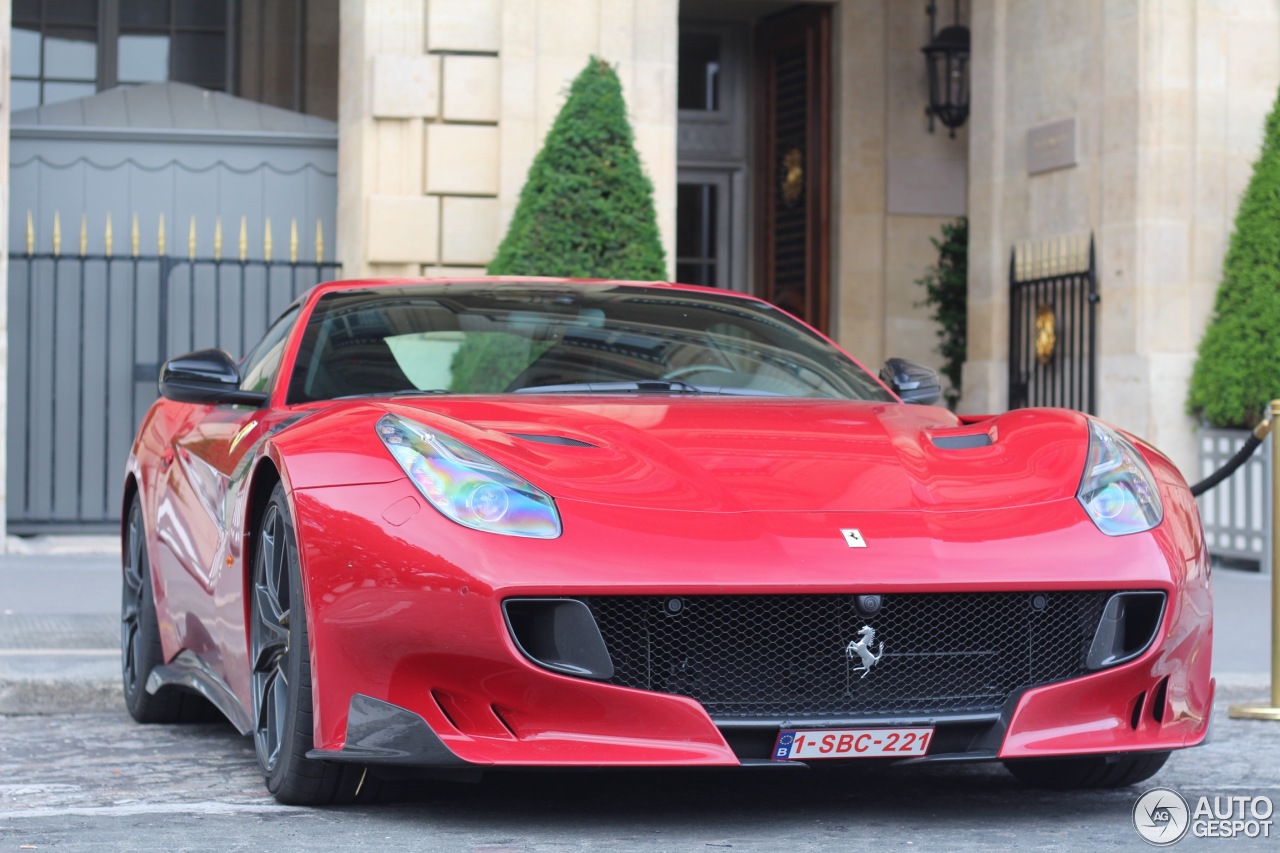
left=486, top=56, right=666, bottom=279
left=1188, top=88, right=1280, bottom=428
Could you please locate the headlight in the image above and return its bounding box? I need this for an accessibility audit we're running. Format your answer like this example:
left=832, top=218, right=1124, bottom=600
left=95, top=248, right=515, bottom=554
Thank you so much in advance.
left=1077, top=419, right=1163, bottom=536
left=376, top=413, right=561, bottom=538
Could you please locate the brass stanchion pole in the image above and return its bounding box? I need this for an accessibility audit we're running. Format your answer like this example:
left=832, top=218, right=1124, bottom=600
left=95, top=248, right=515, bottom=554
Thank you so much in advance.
left=1229, top=399, right=1280, bottom=720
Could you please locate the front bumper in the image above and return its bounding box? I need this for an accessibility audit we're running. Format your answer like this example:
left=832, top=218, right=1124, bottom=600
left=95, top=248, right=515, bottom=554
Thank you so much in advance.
left=292, top=480, right=1213, bottom=769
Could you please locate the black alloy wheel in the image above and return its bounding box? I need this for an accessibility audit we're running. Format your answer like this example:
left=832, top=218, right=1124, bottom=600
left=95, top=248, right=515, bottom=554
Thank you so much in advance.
left=121, top=495, right=197, bottom=722
left=250, top=487, right=294, bottom=775
left=250, top=482, right=371, bottom=804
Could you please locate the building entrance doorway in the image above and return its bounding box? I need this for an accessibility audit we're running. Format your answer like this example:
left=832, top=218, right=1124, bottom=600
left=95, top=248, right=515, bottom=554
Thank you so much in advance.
left=676, top=3, right=832, bottom=333
left=676, top=21, right=749, bottom=293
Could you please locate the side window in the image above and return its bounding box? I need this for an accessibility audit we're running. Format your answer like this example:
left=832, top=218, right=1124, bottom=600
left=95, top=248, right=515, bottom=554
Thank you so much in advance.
left=240, top=307, right=300, bottom=394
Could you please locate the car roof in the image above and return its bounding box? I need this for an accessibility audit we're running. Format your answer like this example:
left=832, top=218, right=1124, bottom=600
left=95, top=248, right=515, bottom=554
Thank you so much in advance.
left=304, top=276, right=738, bottom=302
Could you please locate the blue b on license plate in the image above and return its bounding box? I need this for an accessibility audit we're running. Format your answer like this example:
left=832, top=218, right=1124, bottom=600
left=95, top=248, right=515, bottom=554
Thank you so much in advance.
left=772, top=727, right=934, bottom=760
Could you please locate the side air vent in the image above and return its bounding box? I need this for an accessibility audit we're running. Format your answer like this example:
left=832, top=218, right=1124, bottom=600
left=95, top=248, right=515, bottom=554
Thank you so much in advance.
left=931, top=433, right=993, bottom=450
left=1151, top=676, right=1169, bottom=724
left=509, top=433, right=597, bottom=448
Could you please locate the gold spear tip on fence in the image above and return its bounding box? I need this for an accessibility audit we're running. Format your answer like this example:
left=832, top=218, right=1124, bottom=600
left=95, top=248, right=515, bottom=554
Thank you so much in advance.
left=239, top=216, right=248, bottom=262
left=158, top=213, right=166, bottom=256
left=290, top=218, right=298, bottom=264
left=79, top=214, right=88, bottom=257
left=131, top=213, right=140, bottom=258
left=214, top=217, right=224, bottom=260
left=25, top=211, right=34, bottom=256
left=264, top=217, right=273, bottom=262
left=188, top=216, right=197, bottom=260
left=53, top=211, right=62, bottom=256
left=104, top=213, right=114, bottom=258
left=315, top=220, right=324, bottom=263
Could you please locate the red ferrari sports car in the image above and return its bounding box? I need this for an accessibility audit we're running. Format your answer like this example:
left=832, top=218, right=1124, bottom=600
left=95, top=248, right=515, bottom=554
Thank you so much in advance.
left=121, top=277, right=1212, bottom=804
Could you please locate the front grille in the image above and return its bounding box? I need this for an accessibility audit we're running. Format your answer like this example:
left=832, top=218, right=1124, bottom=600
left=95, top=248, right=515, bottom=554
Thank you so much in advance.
left=583, top=592, right=1114, bottom=719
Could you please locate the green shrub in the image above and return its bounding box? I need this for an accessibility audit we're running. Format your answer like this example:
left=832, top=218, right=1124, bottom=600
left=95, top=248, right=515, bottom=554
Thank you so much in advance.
left=915, top=217, right=968, bottom=407
left=486, top=56, right=666, bottom=279
left=1188, top=89, right=1280, bottom=428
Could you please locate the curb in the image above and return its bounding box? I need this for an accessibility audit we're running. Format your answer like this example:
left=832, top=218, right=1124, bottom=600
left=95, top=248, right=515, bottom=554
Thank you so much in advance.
left=0, top=679, right=121, bottom=715
left=4, top=535, right=120, bottom=556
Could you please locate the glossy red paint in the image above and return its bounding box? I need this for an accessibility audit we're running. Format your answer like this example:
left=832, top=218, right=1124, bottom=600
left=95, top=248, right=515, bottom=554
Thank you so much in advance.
left=285, top=479, right=1211, bottom=765
left=124, top=277, right=1212, bottom=777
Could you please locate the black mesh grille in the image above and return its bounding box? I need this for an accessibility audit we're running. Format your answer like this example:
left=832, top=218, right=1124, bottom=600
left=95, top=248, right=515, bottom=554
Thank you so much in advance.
left=581, top=592, right=1114, bottom=719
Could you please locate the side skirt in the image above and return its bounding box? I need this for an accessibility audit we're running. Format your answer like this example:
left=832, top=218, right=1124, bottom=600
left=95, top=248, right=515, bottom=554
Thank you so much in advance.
left=147, top=650, right=254, bottom=734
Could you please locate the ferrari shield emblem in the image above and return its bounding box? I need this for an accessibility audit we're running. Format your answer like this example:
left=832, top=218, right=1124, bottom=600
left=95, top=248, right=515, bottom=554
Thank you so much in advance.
left=840, top=528, right=867, bottom=548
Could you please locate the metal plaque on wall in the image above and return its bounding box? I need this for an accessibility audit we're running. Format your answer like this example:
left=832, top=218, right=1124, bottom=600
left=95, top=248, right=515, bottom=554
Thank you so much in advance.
left=1027, top=118, right=1078, bottom=175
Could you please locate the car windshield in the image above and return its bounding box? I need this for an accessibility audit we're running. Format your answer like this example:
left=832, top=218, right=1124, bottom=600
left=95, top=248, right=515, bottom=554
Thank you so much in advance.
left=285, top=283, right=895, bottom=404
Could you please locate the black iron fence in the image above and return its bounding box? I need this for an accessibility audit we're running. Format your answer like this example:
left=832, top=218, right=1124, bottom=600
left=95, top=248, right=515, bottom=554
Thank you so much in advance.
left=1007, top=234, right=1098, bottom=413
left=7, top=216, right=339, bottom=532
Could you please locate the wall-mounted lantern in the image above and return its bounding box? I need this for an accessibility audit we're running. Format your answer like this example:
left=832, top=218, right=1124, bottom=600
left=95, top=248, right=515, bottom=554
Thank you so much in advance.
left=923, top=0, right=970, bottom=137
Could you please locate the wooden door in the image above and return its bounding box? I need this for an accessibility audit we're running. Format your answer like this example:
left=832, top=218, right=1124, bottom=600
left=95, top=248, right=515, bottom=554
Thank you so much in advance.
left=756, top=5, right=832, bottom=333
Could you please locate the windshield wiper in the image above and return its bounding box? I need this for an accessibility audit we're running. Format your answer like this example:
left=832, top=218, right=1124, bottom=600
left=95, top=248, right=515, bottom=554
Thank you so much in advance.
left=331, top=389, right=454, bottom=400
left=513, top=380, right=704, bottom=394
left=512, top=380, right=783, bottom=397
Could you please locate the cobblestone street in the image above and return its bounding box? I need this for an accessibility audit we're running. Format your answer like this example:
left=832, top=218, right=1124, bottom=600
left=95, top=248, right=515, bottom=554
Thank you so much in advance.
left=1, top=690, right=1278, bottom=851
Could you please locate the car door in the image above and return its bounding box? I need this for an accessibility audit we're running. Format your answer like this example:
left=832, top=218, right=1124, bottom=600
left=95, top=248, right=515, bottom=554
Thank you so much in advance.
left=154, top=307, right=300, bottom=668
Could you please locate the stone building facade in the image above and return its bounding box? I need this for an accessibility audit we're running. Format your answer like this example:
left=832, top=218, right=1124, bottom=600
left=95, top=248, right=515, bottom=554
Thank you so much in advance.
left=3, top=0, right=1280, bottom=534
left=966, top=0, right=1280, bottom=476
left=335, top=0, right=970, bottom=392
left=331, top=0, right=1280, bottom=478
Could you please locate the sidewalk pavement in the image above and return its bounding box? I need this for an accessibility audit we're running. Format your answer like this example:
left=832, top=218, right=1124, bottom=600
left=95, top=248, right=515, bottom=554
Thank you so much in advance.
left=0, top=543, right=1276, bottom=713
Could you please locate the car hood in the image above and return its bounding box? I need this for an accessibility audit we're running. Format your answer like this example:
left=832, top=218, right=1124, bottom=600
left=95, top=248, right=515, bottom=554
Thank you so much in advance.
left=376, top=397, right=1091, bottom=514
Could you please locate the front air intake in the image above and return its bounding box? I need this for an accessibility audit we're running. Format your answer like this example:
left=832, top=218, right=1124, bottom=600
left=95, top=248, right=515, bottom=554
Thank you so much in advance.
left=1085, top=591, right=1167, bottom=670
left=503, top=598, right=614, bottom=680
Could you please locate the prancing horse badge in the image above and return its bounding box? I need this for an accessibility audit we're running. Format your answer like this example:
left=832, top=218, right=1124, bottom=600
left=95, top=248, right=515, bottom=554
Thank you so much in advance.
left=840, top=529, right=867, bottom=548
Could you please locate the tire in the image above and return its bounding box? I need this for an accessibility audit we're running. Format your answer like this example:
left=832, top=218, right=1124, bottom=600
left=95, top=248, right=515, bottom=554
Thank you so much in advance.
left=1004, top=751, right=1171, bottom=790
left=121, top=495, right=214, bottom=723
left=250, top=483, right=372, bottom=805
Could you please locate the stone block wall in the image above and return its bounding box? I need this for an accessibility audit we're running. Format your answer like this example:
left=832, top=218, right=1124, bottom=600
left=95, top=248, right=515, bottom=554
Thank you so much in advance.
left=338, top=0, right=677, bottom=281
left=832, top=0, right=969, bottom=376
left=964, top=0, right=1280, bottom=478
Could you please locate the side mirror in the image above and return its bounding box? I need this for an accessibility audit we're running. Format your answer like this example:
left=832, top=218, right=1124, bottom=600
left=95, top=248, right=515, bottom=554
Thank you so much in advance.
left=159, top=349, right=269, bottom=407
left=879, top=357, right=943, bottom=406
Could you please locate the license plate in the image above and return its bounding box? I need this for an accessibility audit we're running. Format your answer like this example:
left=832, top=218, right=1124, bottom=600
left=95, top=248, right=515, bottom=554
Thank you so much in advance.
left=772, top=727, right=934, bottom=761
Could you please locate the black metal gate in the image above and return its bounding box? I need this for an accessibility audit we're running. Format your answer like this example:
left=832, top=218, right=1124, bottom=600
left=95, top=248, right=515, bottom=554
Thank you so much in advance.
left=1007, top=235, right=1098, bottom=413
left=7, top=244, right=339, bottom=533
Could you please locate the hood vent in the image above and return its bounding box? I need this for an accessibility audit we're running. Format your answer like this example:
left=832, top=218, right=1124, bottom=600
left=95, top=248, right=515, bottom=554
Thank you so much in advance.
left=509, top=432, right=598, bottom=448
left=931, top=433, right=993, bottom=450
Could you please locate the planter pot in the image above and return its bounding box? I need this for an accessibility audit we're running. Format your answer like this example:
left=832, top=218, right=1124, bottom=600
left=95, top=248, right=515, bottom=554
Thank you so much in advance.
left=1195, top=427, right=1271, bottom=574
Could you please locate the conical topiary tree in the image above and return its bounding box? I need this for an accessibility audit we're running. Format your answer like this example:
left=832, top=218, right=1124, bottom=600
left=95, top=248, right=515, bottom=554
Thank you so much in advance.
left=1188, top=88, right=1280, bottom=428
left=486, top=56, right=666, bottom=279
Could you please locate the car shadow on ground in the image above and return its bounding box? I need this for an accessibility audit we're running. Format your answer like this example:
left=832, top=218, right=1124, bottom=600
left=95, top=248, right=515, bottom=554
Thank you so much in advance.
left=141, top=713, right=1165, bottom=825
left=352, top=757, right=1129, bottom=834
